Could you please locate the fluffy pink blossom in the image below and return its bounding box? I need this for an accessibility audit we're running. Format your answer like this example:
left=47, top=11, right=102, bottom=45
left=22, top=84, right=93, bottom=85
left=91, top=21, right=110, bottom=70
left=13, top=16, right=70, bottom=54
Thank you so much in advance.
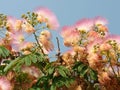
left=63, top=36, right=80, bottom=47
left=73, top=45, right=85, bottom=53
left=7, top=31, right=25, bottom=51
left=34, top=7, right=59, bottom=30
left=61, top=26, right=80, bottom=46
left=61, top=26, right=79, bottom=38
left=87, top=38, right=103, bottom=54
left=19, top=42, right=33, bottom=51
left=75, top=18, right=93, bottom=32
left=62, top=49, right=76, bottom=65
left=61, top=26, right=71, bottom=38
left=87, top=30, right=99, bottom=42
left=8, top=31, right=24, bottom=43
left=39, top=35, right=54, bottom=53
left=104, top=34, right=120, bottom=44
left=100, top=43, right=112, bottom=51
left=94, top=16, right=108, bottom=26
left=5, top=16, right=26, bottom=51
left=6, top=16, right=16, bottom=31
left=22, top=20, right=35, bottom=34
left=87, top=53, right=102, bottom=69
left=0, top=76, right=12, bottom=90
left=40, top=30, right=52, bottom=40
left=21, top=65, right=42, bottom=78
left=98, top=72, right=111, bottom=85
left=6, top=16, right=22, bottom=32
left=66, top=49, right=76, bottom=56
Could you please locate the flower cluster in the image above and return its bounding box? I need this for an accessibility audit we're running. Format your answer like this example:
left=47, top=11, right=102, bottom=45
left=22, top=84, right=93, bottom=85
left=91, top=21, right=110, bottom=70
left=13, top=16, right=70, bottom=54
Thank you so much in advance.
left=61, top=16, right=120, bottom=89
left=0, top=7, right=120, bottom=90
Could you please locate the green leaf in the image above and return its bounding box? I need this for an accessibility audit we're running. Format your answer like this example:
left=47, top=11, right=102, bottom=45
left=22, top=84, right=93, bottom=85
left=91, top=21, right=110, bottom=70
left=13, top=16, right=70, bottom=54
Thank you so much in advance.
left=50, top=84, right=56, bottom=90
left=89, top=69, right=98, bottom=80
left=55, top=80, right=64, bottom=87
left=35, top=53, right=44, bottom=62
left=78, top=64, right=86, bottom=72
left=73, top=62, right=82, bottom=69
left=24, top=55, right=32, bottom=66
left=4, top=55, right=28, bottom=73
left=0, top=46, right=10, bottom=58
left=20, top=53, right=40, bottom=66
left=3, top=60, right=11, bottom=64
left=58, top=66, right=70, bottom=76
left=29, top=88, right=41, bottom=90
left=4, top=58, right=20, bottom=72
left=45, top=63, right=52, bottom=69
left=64, top=80, right=70, bottom=87
left=31, top=54, right=37, bottom=63
left=80, top=66, right=88, bottom=77
left=48, top=67, right=54, bottom=75
left=37, top=76, right=49, bottom=85
left=58, top=69, right=67, bottom=77
left=0, top=65, right=5, bottom=75
left=52, top=76, right=74, bottom=88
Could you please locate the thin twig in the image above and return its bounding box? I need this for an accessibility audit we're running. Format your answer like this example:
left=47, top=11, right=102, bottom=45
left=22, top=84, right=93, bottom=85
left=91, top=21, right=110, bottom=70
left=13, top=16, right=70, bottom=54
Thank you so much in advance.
left=56, top=37, right=63, bottom=64
left=33, top=32, right=45, bottom=55
left=56, top=37, right=61, bottom=57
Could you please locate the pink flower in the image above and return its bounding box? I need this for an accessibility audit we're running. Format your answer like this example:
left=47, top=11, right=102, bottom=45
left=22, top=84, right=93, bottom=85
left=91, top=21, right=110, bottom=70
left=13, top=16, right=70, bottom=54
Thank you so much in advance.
left=87, top=53, right=102, bottom=69
left=104, top=34, right=120, bottom=44
left=21, top=65, right=42, bottom=78
left=63, top=36, right=80, bottom=47
left=61, top=26, right=71, bottom=38
left=98, top=72, right=111, bottom=85
left=42, top=40, right=54, bottom=52
left=62, top=49, right=76, bottom=65
left=87, top=30, right=99, bottom=42
left=7, top=31, right=25, bottom=51
left=39, top=35, right=54, bottom=53
left=19, top=42, right=33, bottom=51
left=73, top=45, right=85, bottom=53
left=92, top=16, right=109, bottom=37
left=9, top=31, right=24, bottom=43
left=22, top=20, right=35, bottom=34
left=6, top=16, right=22, bottom=32
left=61, top=26, right=79, bottom=38
left=0, top=76, right=12, bottom=90
left=34, top=7, right=59, bottom=30
left=6, top=16, right=16, bottom=31
left=40, top=30, right=52, bottom=40
left=94, top=16, right=108, bottom=26
left=61, top=26, right=80, bottom=46
left=15, top=20, right=23, bottom=31
left=75, top=18, right=93, bottom=32
left=100, top=43, right=112, bottom=51
left=66, top=49, right=76, bottom=56
left=87, top=38, right=103, bottom=54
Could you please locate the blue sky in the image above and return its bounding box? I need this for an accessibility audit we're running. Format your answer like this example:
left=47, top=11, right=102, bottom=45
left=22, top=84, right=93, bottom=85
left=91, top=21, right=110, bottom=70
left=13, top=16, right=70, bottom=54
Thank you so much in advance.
left=0, top=0, right=120, bottom=56
left=0, top=0, right=120, bottom=34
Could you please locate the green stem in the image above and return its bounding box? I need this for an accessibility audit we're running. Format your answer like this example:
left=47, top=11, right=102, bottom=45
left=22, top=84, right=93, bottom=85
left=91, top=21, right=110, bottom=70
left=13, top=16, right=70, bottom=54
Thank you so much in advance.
left=33, top=32, right=45, bottom=55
